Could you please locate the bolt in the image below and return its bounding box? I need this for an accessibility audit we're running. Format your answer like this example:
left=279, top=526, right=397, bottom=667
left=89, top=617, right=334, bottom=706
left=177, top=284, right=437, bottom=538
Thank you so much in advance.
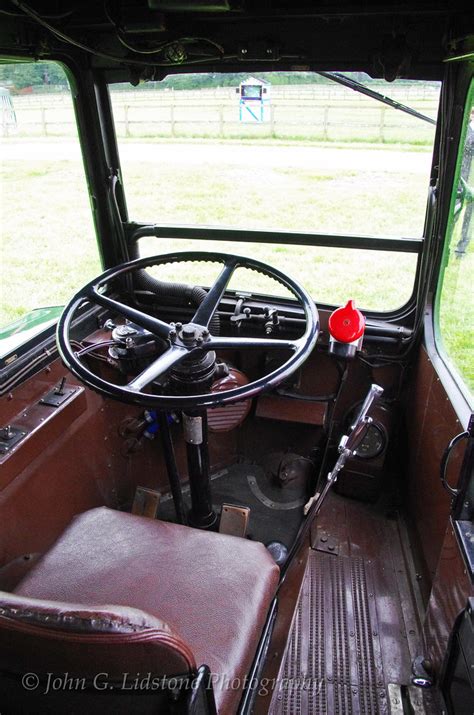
left=175, top=322, right=182, bottom=329
left=182, top=325, right=196, bottom=340
left=202, top=328, right=210, bottom=338
left=169, top=329, right=177, bottom=340
left=0, top=425, right=14, bottom=440
left=196, top=336, right=204, bottom=345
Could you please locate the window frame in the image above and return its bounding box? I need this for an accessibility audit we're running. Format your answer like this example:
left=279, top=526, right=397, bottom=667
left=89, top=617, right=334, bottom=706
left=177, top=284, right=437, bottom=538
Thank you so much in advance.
left=434, top=78, right=474, bottom=413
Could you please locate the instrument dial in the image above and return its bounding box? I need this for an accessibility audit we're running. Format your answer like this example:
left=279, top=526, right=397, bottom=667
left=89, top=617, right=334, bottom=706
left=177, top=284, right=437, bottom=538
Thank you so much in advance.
left=354, top=423, right=386, bottom=459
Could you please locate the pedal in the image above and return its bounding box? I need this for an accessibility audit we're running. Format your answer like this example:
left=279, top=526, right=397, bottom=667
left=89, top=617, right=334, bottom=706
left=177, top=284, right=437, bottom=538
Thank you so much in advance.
left=219, top=504, right=250, bottom=538
left=132, top=487, right=161, bottom=519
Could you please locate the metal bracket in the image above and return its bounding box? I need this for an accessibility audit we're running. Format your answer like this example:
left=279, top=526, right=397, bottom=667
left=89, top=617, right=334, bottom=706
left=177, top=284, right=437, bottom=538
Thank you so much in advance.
left=39, top=379, right=78, bottom=408
left=0, top=425, right=28, bottom=455
left=313, top=529, right=339, bottom=555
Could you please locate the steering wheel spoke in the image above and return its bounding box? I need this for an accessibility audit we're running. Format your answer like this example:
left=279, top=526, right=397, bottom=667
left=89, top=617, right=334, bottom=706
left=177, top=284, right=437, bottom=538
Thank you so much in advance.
left=206, top=336, right=299, bottom=352
left=127, top=345, right=187, bottom=393
left=192, top=258, right=238, bottom=328
left=89, top=287, right=172, bottom=340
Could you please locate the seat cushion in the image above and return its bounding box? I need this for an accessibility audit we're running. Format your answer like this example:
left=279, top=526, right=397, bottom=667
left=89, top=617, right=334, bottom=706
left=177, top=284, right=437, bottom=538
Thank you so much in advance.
left=15, top=507, right=280, bottom=713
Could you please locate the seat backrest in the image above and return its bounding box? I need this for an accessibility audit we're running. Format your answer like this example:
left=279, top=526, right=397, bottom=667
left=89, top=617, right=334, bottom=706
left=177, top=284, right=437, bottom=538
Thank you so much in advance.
left=0, top=591, right=197, bottom=712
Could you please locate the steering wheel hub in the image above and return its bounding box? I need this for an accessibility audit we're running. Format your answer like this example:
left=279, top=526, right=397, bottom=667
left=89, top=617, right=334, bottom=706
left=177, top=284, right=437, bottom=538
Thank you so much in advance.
left=178, top=322, right=210, bottom=347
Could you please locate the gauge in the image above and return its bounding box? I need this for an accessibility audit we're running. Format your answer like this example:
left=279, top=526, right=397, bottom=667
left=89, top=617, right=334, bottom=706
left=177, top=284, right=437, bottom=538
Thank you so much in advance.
left=354, top=423, right=386, bottom=459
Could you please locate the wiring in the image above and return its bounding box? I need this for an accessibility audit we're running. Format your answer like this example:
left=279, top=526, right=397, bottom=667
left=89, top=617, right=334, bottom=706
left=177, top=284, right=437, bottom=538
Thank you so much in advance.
left=75, top=340, right=118, bottom=358
left=9, top=0, right=227, bottom=67
left=104, top=1, right=223, bottom=59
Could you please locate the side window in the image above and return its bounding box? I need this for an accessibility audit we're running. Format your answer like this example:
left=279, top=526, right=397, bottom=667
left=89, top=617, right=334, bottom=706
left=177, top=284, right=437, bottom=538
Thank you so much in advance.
left=0, top=61, right=100, bottom=347
left=436, top=84, right=474, bottom=404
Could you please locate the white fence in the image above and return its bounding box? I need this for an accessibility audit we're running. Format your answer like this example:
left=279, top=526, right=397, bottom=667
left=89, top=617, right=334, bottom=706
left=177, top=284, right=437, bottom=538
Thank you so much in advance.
left=1, top=85, right=439, bottom=143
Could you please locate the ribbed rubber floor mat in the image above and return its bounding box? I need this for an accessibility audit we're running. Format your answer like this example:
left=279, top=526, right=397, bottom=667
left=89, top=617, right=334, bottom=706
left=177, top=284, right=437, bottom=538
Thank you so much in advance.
left=272, top=551, right=388, bottom=715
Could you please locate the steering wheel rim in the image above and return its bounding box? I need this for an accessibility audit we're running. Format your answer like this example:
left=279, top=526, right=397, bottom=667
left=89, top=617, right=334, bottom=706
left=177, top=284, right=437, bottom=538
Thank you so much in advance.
left=57, top=251, right=319, bottom=409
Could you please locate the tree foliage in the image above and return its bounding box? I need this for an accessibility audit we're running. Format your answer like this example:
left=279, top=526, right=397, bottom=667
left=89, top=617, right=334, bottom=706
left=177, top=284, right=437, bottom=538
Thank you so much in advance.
left=0, top=61, right=69, bottom=90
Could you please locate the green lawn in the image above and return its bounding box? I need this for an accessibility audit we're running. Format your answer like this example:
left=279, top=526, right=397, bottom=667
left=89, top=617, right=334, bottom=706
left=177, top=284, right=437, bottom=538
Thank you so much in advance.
left=438, top=209, right=474, bottom=397
left=1, top=143, right=425, bottom=324
left=1, top=137, right=470, bottom=397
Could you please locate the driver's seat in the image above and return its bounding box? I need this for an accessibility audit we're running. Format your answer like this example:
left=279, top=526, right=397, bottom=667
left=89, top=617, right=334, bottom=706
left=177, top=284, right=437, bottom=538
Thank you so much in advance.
left=0, top=507, right=280, bottom=714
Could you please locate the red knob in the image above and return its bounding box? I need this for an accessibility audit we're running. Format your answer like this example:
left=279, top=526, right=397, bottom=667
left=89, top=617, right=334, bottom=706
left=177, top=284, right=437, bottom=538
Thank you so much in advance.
left=328, top=300, right=365, bottom=343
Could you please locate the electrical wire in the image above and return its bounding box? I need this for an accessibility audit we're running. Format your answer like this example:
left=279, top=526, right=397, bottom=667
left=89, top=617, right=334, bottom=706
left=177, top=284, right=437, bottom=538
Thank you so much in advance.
left=75, top=340, right=118, bottom=358
left=9, top=0, right=228, bottom=67
left=103, top=0, right=224, bottom=59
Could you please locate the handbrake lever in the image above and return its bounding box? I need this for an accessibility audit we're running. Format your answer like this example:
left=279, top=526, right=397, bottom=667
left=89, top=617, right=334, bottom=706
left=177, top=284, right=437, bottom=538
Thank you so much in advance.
left=304, top=383, right=384, bottom=515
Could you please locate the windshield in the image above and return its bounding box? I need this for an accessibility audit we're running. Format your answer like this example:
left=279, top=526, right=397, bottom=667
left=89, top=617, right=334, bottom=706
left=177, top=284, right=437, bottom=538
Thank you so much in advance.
left=110, top=72, right=440, bottom=311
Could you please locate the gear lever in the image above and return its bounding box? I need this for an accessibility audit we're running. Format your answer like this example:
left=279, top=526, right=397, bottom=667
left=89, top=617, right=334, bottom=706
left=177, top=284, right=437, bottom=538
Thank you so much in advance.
left=304, top=384, right=384, bottom=515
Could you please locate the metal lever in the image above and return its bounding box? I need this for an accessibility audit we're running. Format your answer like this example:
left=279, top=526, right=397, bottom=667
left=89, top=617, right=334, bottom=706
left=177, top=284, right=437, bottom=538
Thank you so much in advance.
left=304, top=383, right=384, bottom=515
left=440, top=429, right=469, bottom=498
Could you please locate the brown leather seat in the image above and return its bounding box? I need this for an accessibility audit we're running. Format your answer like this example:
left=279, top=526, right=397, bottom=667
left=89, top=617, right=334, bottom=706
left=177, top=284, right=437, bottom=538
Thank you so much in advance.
left=0, top=507, right=279, bottom=713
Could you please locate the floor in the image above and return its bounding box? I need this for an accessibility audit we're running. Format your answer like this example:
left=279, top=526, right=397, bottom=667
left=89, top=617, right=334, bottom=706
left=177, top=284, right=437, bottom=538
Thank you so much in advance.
left=159, top=461, right=307, bottom=548
left=268, top=491, right=434, bottom=715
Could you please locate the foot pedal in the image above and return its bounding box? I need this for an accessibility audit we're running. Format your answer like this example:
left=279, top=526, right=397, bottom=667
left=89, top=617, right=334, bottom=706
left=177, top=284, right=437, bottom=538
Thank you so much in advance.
left=219, top=504, right=250, bottom=538
left=132, top=487, right=161, bottom=519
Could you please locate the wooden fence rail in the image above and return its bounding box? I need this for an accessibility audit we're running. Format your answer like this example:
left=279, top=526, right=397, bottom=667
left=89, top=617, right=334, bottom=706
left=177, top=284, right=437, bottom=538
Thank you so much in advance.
left=1, top=99, right=437, bottom=143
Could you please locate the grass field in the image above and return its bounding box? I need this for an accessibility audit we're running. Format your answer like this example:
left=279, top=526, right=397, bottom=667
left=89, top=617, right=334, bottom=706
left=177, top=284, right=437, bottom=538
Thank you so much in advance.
left=1, top=135, right=471, bottom=396
left=1, top=139, right=428, bottom=321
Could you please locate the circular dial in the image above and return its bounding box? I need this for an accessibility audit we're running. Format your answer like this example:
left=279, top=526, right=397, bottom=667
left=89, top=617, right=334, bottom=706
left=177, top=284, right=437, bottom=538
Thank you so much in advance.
left=354, top=423, right=386, bottom=459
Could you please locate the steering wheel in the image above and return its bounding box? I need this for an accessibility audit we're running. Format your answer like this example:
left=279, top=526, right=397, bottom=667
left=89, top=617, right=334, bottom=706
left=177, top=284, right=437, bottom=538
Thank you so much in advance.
left=57, top=252, right=319, bottom=410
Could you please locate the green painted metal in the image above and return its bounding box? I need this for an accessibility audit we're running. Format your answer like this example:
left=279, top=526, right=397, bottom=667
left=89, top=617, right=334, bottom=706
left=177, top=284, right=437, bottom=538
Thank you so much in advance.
left=434, top=78, right=474, bottom=396
left=0, top=306, right=63, bottom=356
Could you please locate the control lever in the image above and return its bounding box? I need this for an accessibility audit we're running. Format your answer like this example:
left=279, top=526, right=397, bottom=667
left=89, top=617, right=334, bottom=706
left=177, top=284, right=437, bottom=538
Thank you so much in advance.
left=304, top=384, right=384, bottom=515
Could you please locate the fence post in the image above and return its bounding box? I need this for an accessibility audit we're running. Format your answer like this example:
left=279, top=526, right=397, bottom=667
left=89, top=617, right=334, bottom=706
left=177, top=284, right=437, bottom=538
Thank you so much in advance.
left=270, top=103, right=275, bottom=138
left=170, top=98, right=175, bottom=138
left=1, top=106, right=7, bottom=137
left=323, top=106, right=329, bottom=140
left=379, top=106, right=386, bottom=143
left=124, top=104, right=130, bottom=137
left=41, top=106, right=47, bottom=136
left=218, top=105, right=224, bottom=138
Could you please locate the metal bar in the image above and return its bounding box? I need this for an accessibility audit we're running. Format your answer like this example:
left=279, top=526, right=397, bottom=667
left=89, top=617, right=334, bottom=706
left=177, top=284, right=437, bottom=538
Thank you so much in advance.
left=189, top=664, right=218, bottom=715
left=317, top=71, right=437, bottom=126
left=192, top=259, right=237, bottom=327
left=237, top=598, right=278, bottom=714
left=129, top=224, right=423, bottom=254
left=89, top=288, right=172, bottom=339
left=158, top=412, right=187, bottom=525
left=184, top=411, right=217, bottom=529
left=127, top=346, right=187, bottom=392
